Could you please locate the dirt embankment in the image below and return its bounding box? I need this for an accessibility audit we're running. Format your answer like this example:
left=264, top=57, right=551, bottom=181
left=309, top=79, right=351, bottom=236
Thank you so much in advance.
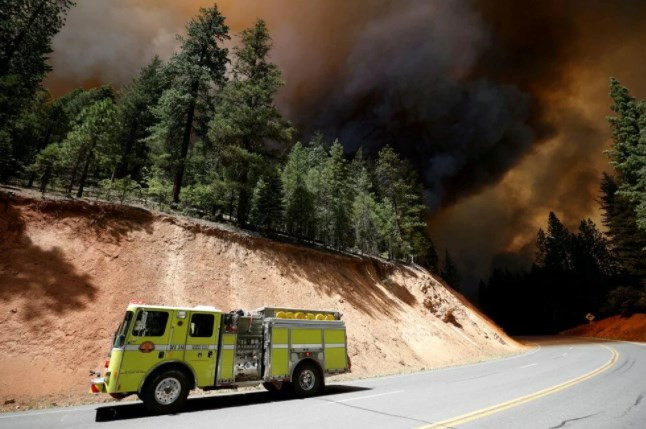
left=562, top=314, right=646, bottom=342
left=0, top=191, right=523, bottom=410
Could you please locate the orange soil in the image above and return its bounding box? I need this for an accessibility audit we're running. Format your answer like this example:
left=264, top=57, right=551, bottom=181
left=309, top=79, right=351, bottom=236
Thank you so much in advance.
left=0, top=191, right=523, bottom=410
left=562, top=314, right=646, bottom=342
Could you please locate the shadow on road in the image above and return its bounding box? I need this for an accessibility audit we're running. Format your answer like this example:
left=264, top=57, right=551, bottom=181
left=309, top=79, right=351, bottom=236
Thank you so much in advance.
left=95, top=385, right=371, bottom=422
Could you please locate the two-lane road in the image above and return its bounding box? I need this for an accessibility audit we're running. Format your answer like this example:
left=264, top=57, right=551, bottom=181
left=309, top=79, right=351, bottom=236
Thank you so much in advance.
left=2, top=338, right=644, bottom=428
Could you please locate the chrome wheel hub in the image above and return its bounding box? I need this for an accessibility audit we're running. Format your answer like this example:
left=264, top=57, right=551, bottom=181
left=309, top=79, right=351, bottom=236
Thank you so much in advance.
left=154, top=377, right=181, bottom=405
left=299, top=369, right=316, bottom=391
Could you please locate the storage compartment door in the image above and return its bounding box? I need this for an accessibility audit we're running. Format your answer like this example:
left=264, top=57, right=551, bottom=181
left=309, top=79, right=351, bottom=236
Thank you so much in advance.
left=324, top=329, right=347, bottom=371
left=270, top=327, right=289, bottom=378
left=216, top=333, right=236, bottom=385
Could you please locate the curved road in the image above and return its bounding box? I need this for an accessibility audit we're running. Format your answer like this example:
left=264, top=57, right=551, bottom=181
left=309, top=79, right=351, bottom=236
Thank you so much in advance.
left=1, top=338, right=644, bottom=428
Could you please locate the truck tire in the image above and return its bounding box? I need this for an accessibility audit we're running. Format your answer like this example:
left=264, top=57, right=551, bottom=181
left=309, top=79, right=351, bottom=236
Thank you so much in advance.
left=142, top=369, right=190, bottom=414
left=291, top=362, right=322, bottom=397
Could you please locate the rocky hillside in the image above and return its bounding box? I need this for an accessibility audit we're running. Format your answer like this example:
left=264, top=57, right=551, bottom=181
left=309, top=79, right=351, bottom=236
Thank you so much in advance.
left=0, top=190, right=522, bottom=410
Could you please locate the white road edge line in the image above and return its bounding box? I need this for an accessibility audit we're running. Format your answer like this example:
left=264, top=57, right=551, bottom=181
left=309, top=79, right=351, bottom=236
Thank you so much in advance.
left=317, top=390, right=405, bottom=405
left=520, top=363, right=537, bottom=368
left=0, top=407, right=89, bottom=419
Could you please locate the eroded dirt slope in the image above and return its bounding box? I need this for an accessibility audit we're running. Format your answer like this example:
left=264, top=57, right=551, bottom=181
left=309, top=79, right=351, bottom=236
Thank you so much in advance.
left=0, top=191, right=522, bottom=409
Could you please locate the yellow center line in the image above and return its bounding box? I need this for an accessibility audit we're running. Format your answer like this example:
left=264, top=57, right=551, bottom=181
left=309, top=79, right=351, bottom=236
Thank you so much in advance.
left=417, top=344, right=619, bottom=429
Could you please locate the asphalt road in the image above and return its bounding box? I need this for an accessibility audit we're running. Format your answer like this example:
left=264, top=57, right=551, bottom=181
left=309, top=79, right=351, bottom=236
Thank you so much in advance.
left=2, top=337, right=644, bottom=429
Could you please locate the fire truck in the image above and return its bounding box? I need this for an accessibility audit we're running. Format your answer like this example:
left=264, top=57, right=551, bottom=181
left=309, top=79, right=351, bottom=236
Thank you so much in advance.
left=90, top=303, right=350, bottom=413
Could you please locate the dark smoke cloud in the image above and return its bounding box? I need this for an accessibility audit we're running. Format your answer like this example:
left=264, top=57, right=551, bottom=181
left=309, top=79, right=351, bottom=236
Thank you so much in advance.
left=297, top=0, right=536, bottom=210
left=45, top=0, right=646, bottom=294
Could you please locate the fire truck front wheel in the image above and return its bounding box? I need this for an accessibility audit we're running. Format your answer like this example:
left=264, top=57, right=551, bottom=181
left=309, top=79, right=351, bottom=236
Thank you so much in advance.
left=142, top=369, right=190, bottom=414
left=292, top=362, right=322, bottom=397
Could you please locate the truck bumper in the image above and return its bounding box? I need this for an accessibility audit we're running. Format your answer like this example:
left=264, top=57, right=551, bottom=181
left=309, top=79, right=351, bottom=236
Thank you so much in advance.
left=89, top=377, right=106, bottom=394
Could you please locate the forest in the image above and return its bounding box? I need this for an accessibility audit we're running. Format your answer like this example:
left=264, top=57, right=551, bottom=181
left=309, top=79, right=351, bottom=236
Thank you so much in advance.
left=0, top=3, right=446, bottom=272
left=2, top=2, right=645, bottom=335
left=480, top=79, right=646, bottom=334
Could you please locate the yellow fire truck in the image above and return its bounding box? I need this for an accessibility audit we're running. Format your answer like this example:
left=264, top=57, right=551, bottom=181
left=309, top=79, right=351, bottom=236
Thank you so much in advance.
left=90, top=303, right=350, bottom=413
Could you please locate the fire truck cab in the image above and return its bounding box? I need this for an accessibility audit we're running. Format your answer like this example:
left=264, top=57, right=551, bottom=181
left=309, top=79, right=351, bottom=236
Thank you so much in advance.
left=90, top=304, right=350, bottom=414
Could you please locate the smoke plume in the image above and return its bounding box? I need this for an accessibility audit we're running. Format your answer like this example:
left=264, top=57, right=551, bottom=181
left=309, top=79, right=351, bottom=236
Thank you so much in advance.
left=44, top=0, right=646, bottom=294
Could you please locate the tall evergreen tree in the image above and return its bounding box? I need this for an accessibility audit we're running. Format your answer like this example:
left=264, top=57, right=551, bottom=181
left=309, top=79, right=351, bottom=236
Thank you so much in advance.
left=600, top=173, right=646, bottom=284
left=321, top=141, right=353, bottom=249
left=0, top=0, right=74, bottom=128
left=375, top=145, right=427, bottom=259
left=250, top=168, right=284, bottom=232
left=282, top=143, right=314, bottom=239
left=149, top=5, right=229, bottom=205
left=4, top=89, right=55, bottom=183
left=351, top=160, right=380, bottom=254
left=58, top=98, right=119, bottom=197
left=542, top=212, right=573, bottom=272
left=0, top=0, right=74, bottom=179
left=116, top=56, right=168, bottom=181
left=209, top=19, right=293, bottom=225
left=304, top=132, right=331, bottom=242
left=606, top=78, right=646, bottom=234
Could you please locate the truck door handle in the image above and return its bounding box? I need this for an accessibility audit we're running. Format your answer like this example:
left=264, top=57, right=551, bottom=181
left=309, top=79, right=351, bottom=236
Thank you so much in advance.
left=208, top=351, right=213, bottom=358
left=158, top=351, right=165, bottom=359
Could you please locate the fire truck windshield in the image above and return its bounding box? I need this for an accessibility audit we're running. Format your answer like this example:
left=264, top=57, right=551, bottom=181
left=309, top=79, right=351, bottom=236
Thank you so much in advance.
left=112, top=311, right=133, bottom=348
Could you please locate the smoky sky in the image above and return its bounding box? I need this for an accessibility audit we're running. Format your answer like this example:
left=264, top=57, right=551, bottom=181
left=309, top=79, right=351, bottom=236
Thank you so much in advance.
left=45, top=0, right=646, bottom=294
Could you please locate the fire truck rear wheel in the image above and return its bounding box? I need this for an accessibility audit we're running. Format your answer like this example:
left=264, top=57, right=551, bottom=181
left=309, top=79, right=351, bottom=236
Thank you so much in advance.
left=292, top=362, right=322, bottom=397
left=142, top=369, right=190, bottom=414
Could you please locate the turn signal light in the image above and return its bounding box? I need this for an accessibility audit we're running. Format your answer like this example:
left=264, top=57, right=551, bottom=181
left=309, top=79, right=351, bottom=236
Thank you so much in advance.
left=104, top=360, right=110, bottom=368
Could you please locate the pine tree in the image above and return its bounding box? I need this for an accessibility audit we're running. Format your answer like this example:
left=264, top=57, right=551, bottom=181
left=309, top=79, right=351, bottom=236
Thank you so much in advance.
left=57, top=98, right=119, bottom=197
left=149, top=5, right=229, bottom=205
left=28, top=142, right=61, bottom=193
left=0, top=0, right=74, bottom=131
left=351, top=162, right=379, bottom=254
left=535, top=228, right=547, bottom=268
left=374, top=145, right=427, bottom=259
left=321, top=141, right=353, bottom=249
left=606, top=78, right=646, bottom=234
left=116, top=56, right=168, bottom=181
left=305, top=132, right=331, bottom=242
left=600, top=173, right=646, bottom=284
left=209, top=19, right=293, bottom=225
left=607, top=78, right=642, bottom=186
left=282, top=143, right=314, bottom=239
left=4, top=89, right=55, bottom=183
left=543, top=212, right=573, bottom=272
left=250, top=169, right=284, bottom=232
left=441, top=250, right=461, bottom=291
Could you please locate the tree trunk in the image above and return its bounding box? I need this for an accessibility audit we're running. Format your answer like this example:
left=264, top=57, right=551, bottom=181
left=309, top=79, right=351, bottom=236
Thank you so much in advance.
left=39, top=166, right=51, bottom=193
left=116, top=121, right=137, bottom=178
left=76, top=153, right=92, bottom=198
left=67, top=150, right=84, bottom=195
left=26, top=172, right=35, bottom=188
left=172, top=87, right=199, bottom=206
left=236, top=161, right=250, bottom=226
left=76, top=137, right=97, bottom=198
